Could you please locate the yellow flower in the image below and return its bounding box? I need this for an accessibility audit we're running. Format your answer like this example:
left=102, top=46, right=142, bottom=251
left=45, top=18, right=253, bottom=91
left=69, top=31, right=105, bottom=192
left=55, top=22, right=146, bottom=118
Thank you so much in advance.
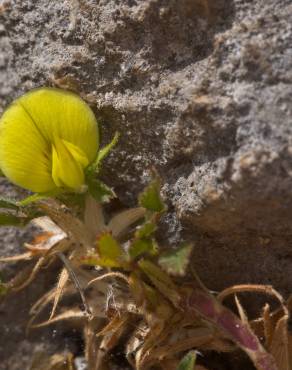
left=0, top=88, right=99, bottom=193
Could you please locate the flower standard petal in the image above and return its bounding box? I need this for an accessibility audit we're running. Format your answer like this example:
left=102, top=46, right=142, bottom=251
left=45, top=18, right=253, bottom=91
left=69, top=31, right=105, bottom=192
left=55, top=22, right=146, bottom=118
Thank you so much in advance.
left=0, top=101, right=55, bottom=192
left=18, top=88, right=99, bottom=162
left=0, top=88, right=99, bottom=193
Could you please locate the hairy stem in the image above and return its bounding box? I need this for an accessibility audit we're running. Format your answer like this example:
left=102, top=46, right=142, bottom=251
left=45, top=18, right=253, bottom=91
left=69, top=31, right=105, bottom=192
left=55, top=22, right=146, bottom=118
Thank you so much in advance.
left=181, top=288, right=278, bottom=370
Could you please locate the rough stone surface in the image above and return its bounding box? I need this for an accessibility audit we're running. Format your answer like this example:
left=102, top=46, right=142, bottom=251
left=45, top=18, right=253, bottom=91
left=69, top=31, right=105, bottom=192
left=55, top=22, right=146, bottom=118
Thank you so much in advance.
left=0, top=0, right=292, bottom=369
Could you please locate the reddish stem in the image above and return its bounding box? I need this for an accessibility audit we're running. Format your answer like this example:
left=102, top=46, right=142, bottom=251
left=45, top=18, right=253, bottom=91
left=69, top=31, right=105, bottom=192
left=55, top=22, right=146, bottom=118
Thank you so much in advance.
left=180, top=289, right=278, bottom=370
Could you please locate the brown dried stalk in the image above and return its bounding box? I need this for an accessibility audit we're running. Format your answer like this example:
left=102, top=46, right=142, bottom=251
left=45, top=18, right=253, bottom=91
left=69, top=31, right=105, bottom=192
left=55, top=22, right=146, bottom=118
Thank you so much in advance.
left=218, top=284, right=287, bottom=314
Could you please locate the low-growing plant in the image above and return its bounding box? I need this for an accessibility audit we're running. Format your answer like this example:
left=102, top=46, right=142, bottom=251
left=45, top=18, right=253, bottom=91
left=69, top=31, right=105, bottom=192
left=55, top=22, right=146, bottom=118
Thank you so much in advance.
left=0, top=88, right=290, bottom=370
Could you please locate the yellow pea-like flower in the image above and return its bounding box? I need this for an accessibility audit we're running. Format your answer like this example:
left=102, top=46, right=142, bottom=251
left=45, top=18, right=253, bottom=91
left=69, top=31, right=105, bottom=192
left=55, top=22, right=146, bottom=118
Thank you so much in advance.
left=0, top=88, right=99, bottom=193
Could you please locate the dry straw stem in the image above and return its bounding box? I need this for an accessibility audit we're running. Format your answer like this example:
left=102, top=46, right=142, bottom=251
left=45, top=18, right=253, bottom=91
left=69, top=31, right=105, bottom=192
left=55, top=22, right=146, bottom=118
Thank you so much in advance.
left=56, top=252, right=92, bottom=319
left=218, top=284, right=287, bottom=314
left=49, top=266, right=69, bottom=320
left=251, top=297, right=292, bottom=370
left=12, top=257, right=46, bottom=292
left=87, top=271, right=130, bottom=287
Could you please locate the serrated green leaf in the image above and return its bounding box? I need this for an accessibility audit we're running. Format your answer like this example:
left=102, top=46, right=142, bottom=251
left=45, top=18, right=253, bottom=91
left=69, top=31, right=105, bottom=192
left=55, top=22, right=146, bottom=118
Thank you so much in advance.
left=135, top=222, right=157, bottom=239
left=129, top=238, right=158, bottom=259
left=177, top=351, right=197, bottom=370
left=128, top=221, right=158, bottom=259
left=96, top=232, right=125, bottom=267
left=87, top=178, right=115, bottom=203
left=139, top=178, right=165, bottom=213
left=0, top=197, right=19, bottom=210
left=94, top=132, right=119, bottom=168
left=87, top=132, right=119, bottom=175
left=159, top=244, right=193, bottom=277
left=138, top=259, right=180, bottom=306
left=0, top=213, right=28, bottom=226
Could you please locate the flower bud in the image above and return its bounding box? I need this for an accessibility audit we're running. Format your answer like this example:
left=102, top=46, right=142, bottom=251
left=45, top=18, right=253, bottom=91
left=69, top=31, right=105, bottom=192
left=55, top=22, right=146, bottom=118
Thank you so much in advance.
left=0, top=88, right=99, bottom=193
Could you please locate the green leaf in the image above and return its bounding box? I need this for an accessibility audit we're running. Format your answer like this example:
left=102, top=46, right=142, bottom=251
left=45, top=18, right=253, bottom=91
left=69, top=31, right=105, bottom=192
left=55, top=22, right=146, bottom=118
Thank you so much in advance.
left=0, top=283, right=8, bottom=296
left=135, top=221, right=157, bottom=239
left=87, top=178, right=115, bottom=203
left=0, top=213, right=29, bottom=227
left=0, top=197, right=19, bottom=210
left=159, top=244, right=193, bottom=277
left=18, top=190, right=62, bottom=206
left=128, top=221, right=158, bottom=260
left=96, top=232, right=125, bottom=267
left=95, top=132, right=119, bottom=168
left=0, top=275, right=8, bottom=296
left=139, top=178, right=165, bottom=213
left=143, top=282, right=161, bottom=308
left=129, top=238, right=158, bottom=259
left=177, top=351, right=197, bottom=370
left=138, top=259, right=180, bottom=306
left=87, top=132, right=119, bottom=175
